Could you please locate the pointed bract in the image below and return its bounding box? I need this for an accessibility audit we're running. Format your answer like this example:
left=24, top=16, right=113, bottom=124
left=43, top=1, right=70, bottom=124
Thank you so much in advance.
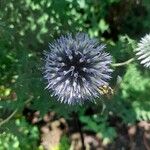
left=136, top=34, right=150, bottom=68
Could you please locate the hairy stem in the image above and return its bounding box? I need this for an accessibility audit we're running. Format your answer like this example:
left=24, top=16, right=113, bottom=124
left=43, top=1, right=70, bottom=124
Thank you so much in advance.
left=0, top=109, right=17, bottom=126
left=112, top=58, right=135, bottom=67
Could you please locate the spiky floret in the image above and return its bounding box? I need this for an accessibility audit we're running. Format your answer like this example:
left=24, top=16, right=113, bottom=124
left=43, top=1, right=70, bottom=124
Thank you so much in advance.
left=136, top=34, right=150, bottom=68
left=44, top=33, right=113, bottom=105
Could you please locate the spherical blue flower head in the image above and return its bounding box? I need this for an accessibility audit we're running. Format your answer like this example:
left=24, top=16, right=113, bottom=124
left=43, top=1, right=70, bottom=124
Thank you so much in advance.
left=44, top=33, right=113, bottom=105
left=136, top=34, right=150, bottom=68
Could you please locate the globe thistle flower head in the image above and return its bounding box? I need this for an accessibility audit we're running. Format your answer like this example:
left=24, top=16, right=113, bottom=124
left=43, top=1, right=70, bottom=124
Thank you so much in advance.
left=136, top=34, right=150, bottom=68
left=44, top=33, right=113, bottom=105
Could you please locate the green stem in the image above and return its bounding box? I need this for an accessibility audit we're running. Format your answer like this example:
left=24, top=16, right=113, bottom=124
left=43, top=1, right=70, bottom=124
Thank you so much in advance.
left=0, top=109, right=17, bottom=126
left=73, top=112, right=86, bottom=150
left=112, top=58, right=135, bottom=67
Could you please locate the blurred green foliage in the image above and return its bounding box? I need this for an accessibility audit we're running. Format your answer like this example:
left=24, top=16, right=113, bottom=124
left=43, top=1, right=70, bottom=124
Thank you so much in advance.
left=0, top=0, right=150, bottom=149
left=0, top=132, right=20, bottom=150
left=54, top=135, right=70, bottom=150
left=80, top=114, right=117, bottom=145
